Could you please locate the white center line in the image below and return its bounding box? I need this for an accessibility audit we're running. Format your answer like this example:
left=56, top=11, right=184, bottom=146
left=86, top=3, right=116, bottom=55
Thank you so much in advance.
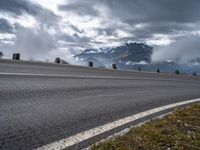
left=36, top=98, right=200, bottom=150
left=0, top=72, right=198, bottom=83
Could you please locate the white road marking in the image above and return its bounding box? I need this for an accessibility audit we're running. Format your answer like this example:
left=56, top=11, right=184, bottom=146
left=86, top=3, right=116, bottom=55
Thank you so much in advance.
left=0, top=72, right=132, bottom=79
left=0, top=72, right=198, bottom=83
left=36, top=98, right=200, bottom=150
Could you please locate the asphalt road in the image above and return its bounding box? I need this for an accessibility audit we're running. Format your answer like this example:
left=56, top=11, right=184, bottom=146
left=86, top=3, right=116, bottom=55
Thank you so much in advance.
left=0, top=59, right=200, bottom=150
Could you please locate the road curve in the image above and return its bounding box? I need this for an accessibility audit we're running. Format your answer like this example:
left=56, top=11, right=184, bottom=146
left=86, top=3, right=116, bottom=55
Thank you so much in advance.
left=0, top=59, right=200, bottom=150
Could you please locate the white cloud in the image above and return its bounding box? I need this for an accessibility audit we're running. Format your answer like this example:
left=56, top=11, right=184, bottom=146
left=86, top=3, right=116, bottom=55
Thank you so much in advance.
left=0, top=13, right=38, bottom=28
left=13, top=27, right=57, bottom=60
left=32, top=0, right=66, bottom=14
left=1, top=0, right=200, bottom=64
left=0, top=33, right=15, bottom=40
left=152, top=35, right=200, bottom=64
left=147, top=34, right=175, bottom=46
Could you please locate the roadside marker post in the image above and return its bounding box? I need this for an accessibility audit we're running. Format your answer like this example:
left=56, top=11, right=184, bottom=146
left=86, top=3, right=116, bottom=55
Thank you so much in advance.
left=89, top=62, right=93, bottom=67
left=175, top=70, right=180, bottom=75
left=192, top=72, right=197, bottom=76
left=112, top=64, right=117, bottom=70
left=12, top=53, right=20, bottom=60
left=55, top=58, right=61, bottom=64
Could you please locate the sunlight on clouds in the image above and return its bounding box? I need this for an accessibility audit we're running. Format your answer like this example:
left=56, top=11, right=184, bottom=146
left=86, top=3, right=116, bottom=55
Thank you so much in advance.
left=1, top=0, right=200, bottom=64
left=0, top=33, right=16, bottom=40
left=147, top=34, right=174, bottom=46
left=17, top=14, right=38, bottom=28
left=0, top=13, right=38, bottom=28
left=61, top=26, right=77, bottom=36
left=32, top=0, right=66, bottom=15
left=191, top=30, right=200, bottom=36
left=60, top=13, right=103, bottom=40
left=95, top=35, right=118, bottom=43
left=116, top=30, right=132, bottom=38
left=45, top=27, right=57, bottom=35
left=0, top=33, right=15, bottom=46
left=134, top=23, right=148, bottom=30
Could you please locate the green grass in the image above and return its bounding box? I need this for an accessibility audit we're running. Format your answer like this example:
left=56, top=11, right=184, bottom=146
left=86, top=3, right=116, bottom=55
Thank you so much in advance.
left=92, top=104, right=200, bottom=150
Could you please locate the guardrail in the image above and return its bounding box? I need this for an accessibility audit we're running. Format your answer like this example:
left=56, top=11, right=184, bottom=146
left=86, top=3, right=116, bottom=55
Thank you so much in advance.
left=5, top=55, right=199, bottom=76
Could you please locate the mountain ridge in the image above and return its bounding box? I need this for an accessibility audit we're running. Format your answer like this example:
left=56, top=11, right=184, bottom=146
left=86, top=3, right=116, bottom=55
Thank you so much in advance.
left=74, top=43, right=200, bottom=74
left=75, top=42, right=153, bottom=65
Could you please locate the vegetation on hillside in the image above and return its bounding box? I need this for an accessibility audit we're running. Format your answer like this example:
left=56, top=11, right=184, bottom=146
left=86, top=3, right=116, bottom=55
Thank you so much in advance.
left=92, top=104, right=200, bottom=150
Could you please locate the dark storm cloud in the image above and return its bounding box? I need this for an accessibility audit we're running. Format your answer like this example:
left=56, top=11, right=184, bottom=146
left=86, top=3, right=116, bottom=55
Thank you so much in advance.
left=59, top=2, right=99, bottom=17
left=1, top=0, right=200, bottom=64
left=59, top=0, right=200, bottom=23
left=58, top=0, right=200, bottom=64
left=105, top=0, right=200, bottom=38
left=69, top=24, right=84, bottom=34
left=59, top=33, right=92, bottom=49
left=58, top=0, right=200, bottom=42
left=0, top=19, right=13, bottom=33
left=99, top=0, right=200, bottom=23
left=0, top=0, right=61, bottom=60
left=0, top=0, right=60, bottom=25
left=0, top=0, right=41, bottom=15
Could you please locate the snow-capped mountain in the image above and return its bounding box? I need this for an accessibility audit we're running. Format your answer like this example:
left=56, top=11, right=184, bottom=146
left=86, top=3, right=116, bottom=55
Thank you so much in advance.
left=74, top=43, right=200, bottom=74
left=75, top=43, right=153, bottom=65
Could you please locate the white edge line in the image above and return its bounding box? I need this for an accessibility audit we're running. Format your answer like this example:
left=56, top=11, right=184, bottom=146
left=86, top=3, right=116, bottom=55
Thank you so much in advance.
left=36, top=98, right=200, bottom=150
left=84, top=112, right=171, bottom=150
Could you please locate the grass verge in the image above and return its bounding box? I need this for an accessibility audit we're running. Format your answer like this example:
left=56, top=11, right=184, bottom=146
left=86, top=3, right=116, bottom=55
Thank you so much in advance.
left=92, top=104, right=200, bottom=150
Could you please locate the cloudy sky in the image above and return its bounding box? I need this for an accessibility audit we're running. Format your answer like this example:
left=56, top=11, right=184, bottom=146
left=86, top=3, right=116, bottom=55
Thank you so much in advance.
left=0, top=0, right=200, bottom=64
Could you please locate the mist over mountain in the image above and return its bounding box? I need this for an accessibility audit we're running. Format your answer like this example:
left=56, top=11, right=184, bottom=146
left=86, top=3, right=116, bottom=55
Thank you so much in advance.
left=152, top=36, right=200, bottom=65
left=75, top=43, right=153, bottom=66
left=75, top=42, right=200, bottom=74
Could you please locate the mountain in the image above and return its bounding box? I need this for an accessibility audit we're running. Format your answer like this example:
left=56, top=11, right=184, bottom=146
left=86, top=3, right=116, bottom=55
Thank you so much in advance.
left=106, top=43, right=153, bottom=63
left=75, top=43, right=153, bottom=65
left=74, top=43, right=200, bottom=74
left=75, top=49, right=111, bottom=60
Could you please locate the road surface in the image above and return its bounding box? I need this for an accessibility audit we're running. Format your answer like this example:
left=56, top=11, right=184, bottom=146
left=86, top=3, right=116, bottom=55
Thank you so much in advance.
left=0, top=59, right=200, bottom=150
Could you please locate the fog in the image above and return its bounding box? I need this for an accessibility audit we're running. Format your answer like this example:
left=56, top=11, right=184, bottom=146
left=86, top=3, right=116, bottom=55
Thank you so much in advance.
left=152, top=35, right=200, bottom=65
